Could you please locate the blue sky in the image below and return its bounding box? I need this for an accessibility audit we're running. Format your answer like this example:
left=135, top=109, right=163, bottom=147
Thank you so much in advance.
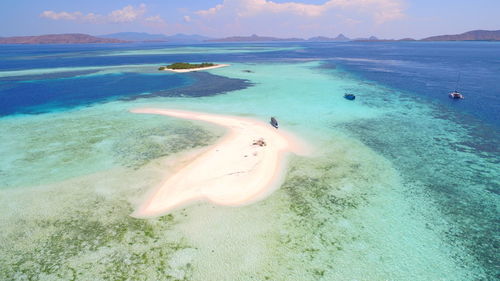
left=1, top=0, right=499, bottom=39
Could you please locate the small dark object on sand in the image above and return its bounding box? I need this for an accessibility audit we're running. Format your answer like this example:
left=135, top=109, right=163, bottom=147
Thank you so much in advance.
left=270, top=117, right=279, bottom=129
left=252, top=138, right=267, bottom=147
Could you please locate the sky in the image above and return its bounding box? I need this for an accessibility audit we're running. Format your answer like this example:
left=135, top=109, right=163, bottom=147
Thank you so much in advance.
left=1, top=0, right=499, bottom=39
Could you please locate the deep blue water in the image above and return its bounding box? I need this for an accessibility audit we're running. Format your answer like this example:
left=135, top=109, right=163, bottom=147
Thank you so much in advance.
left=305, top=42, right=500, bottom=127
left=0, top=73, right=190, bottom=115
left=0, top=42, right=499, bottom=128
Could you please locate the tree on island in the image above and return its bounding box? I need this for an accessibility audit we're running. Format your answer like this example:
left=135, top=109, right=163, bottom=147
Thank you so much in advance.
left=158, top=62, right=216, bottom=70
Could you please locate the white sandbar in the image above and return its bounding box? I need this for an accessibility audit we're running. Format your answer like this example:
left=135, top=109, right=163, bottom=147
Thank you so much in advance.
left=162, top=64, right=229, bottom=73
left=130, top=108, right=308, bottom=218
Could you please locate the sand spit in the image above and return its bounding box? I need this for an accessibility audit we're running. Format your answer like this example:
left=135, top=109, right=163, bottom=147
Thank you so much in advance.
left=162, top=64, right=229, bottom=73
left=130, top=108, right=308, bottom=218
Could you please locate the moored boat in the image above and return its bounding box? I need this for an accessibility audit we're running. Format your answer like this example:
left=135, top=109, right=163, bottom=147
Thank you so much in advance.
left=449, top=73, right=464, bottom=99
left=449, top=91, right=464, bottom=99
left=270, top=117, right=279, bottom=129
left=344, top=93, right=356, bottom=100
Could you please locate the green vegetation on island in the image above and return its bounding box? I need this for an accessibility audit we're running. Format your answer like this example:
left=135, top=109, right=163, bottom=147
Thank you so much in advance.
left=159, top=62, right=216, bottom=71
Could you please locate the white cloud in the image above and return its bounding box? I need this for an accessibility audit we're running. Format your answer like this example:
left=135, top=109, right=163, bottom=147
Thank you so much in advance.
left=41, top=11, right=80, bottom=21
left=145, top=15, right=165, bottom=24
left=183, top=0, right=407, bottom=37
left=40, top=10, right=101, bottom=22
left=183, top=15, right=192, bottom=22
left=108, top=4, right=146, bottom=23
left=197, top=4, right=225, bottom=16
left=196, top=0, right=405, bottom=24
left=40, top=4, right=160, bottom=24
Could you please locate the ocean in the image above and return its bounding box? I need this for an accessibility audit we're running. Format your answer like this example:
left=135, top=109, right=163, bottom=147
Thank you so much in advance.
left=0, top=42, right=498, bottom=280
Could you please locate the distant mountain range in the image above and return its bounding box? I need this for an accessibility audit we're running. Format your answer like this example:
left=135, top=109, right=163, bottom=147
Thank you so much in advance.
left=207, top=30, right=500, bottom=42
left=0, top=30, right=498, bottom=44
left=353, top=36, right=418, bottom=42
left=352, top=36, right=380, bottom=42
left=0, top=33, right=125, bottom=44
left=165, top=33, right=213, bottom=43
left=307, top=34, right=350, bottom=42
left=206, top=34, right=305, bottom=42
left=99, top=32, right=168, bottom=42
left=99, top=32, right=212, bottom=43
left=0, top=32, right=211, bottom=44
left=421, top=30, right=500, bottom=41
left=207, top=34, right=404, bottom=42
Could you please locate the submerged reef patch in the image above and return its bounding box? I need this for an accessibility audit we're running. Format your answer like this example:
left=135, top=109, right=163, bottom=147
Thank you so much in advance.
left=0, top=167, right=197, bottom=281
left=0, top=103, right=225, bottom=280
left=113, top=123, right=220, bottom=169
left=335, top=98, right=498, bottom=279
left=125, top=72, right=253, bottom=100
left=225, top=134, right=475, bottom=280
left=0, top=107, right=221, bottom=188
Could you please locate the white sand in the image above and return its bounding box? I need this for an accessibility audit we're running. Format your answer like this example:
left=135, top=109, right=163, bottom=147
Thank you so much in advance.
left=130, top=108, right=309, bottom=218
left=162, top=64, right=229, bottom=73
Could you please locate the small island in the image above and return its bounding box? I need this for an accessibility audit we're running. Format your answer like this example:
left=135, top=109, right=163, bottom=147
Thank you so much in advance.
left=158, top=62, right=229, bottom=73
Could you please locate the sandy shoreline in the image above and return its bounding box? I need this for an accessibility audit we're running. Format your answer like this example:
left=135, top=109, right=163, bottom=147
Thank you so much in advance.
left=130, top=108, right=308, bottom=218
left=162, top=64, right=229, bottom=73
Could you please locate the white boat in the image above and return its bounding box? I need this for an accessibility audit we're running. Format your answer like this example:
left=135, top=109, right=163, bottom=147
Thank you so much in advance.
left=449, top=74, right=464, bottom=99
left=449, top=91, right=464, bottom=99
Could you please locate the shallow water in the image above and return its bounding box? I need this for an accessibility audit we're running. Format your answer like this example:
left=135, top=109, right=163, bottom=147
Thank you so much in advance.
left=0, top=43, right=498, bottom=280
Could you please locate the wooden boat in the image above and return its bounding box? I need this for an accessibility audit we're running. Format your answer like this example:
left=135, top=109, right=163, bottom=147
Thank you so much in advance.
left=270, top=117, right=278, bottom=129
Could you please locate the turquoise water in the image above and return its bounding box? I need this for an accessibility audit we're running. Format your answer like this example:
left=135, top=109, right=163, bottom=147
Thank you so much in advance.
left=0, top=43, right=498, bottom=280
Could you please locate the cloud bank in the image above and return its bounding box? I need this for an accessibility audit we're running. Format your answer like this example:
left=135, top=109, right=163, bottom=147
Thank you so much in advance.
left=188, top=0, right=406, bottom=37
left=197, top=0, right=404, bottom=23
left=40, top=4, right=164, bottom=25
left=38, top=0, right=407, bottom=37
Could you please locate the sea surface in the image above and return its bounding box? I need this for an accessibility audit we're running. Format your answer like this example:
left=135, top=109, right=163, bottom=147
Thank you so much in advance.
left=0, top=42, right=498, bottom=280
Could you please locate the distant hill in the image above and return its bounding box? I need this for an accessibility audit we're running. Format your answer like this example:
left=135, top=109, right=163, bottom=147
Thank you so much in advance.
left=308, top=34, right=350, bottom=42
left=166, top=33, right=212, bottom=43
left=100, top=32, right=169, bottom=42
left=353, top=36, right=379, bottom=42
left=422, top=30, right=500, bottom=41
left=0, top=33, right=126, bottom=44
left=355, top=37, right=417, bottom=42
left=206, top=34, right=304, bottom=42
left=100, top=32, right=212, bottom=43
